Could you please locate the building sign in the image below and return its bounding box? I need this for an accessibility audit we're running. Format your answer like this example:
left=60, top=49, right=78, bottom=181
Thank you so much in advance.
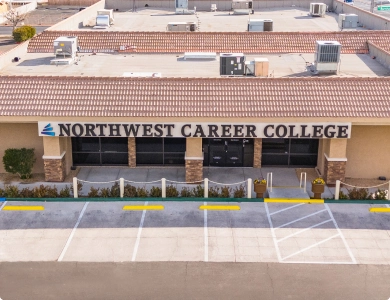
left=38, top=122, right=351, bottom=138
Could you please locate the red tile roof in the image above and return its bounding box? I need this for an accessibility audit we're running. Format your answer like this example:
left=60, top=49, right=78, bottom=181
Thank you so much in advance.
left=0, top=76, right=389, bottom=118
left=26, top=30, right=388, bottom=54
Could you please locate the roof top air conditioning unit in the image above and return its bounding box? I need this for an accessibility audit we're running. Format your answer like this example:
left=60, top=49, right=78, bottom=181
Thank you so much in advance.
left=310, top=3, right=327, bottom=17
left=51, top=36, right=78, bottom=65
left=338, top=14, right=358, bottom=29
left=220, top=53, right=245, bottom=76
left=175, top=0, right=196, bottom=14
left=232, top=0, right=253, bottom=15
left=263, top=19, right=273, bottom=31
left=167, top=22, right=196, bottom=31
left=248, top=19, right=264, bottom=31
left=313, top=41, right=341, bottom=74
left=97, top=9, right=114, bottom=24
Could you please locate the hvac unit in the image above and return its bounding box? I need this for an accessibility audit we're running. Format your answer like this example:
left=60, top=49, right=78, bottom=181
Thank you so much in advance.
left=310, top=3, right=327, bottom=17
left=248, top=19, right=264, bottom=31
left=97, top=9, right=114, bottom=24
left=175, top=0, right=196, bottom=14
left=232, top=0, right=253, bottom=15
left=167, top=22, right=196, bottom=31
left=220, top=53, right=245, bottom=76
left=313, top=41, right=341, bottom=74
left=263, top=19, right=273, bottom=31
left=51, top=36, right=78, bottom=65
left=94, top=15, right=110, bottom=28
left=338, top=14, right=358, bottom=29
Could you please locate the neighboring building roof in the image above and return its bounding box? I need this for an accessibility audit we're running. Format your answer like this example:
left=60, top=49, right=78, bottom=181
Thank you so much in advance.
left=27, top=30, right=390, bottom=54
left=1, top=76, right=389, bottom=118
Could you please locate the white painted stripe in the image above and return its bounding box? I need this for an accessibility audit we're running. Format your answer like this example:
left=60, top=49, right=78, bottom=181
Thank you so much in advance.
left=269, top=203, right=305, bottom=216
left=264, top=203, right=282, bottom=262
left=58, top=202, right=89, bottom=262
left=275, top=209, right=327, bottom=229
left=386, top=204, right=390, bottom=208
left=324, top=203, right=357, bottom=264
left=277, top=219, right=333, bottom=243
left=282, top=260, right=356, bottom=265
left=204, top=201, right=208, bottom=262
left=281, top=233, right=340, bottom=261
left=132, top=201, right=148, bottom=262
left=0, top=201, right=7, bottom=211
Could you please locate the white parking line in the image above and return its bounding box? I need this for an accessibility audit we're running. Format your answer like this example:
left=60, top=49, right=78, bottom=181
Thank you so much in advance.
left=275, top=209, right=327, bottom=229
left=0, top=201, right=7, bottom=211
left=58, top=202, right=89, bottom=262
left=277, top=219, right=333, bottom=243
left=204, top=201, right=208, bottom=262
left=281, top=233, right=340, bottom=261
left=131, top=201, right=148, bottom=262
left=324, top=204, right=357, bottom=264
left=264, top=203, right=282, bottom=262
left=269, top=203, right=305, bottom=216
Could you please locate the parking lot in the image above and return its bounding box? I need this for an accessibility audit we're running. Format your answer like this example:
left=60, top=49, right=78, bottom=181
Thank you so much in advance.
left=1, top=200, right=390, bottom=264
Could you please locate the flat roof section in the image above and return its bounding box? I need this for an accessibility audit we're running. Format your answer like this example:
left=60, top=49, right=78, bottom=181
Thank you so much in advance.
left=1, top=53, right=388, bottom=78
left=78, top=8, right=342, bottom=32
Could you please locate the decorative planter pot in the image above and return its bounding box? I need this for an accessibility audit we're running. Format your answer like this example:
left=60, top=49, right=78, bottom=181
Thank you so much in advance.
left=312, top=183, right=325, bottom=199
left=254, top=183, right=267, bottom=198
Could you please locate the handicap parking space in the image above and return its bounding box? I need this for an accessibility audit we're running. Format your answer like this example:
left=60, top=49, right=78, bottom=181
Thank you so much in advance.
left=0, top=202, right=85, bottom=261
left=61, top=202, right=144, bottom=262
left=207, top=202, right=277, bottom=262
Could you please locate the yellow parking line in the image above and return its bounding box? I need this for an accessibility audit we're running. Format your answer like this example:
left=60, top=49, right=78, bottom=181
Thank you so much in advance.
left=369, top=208, right=390, bottom=213
left=2, top=206, right=45, bottom=211
left=199, top=205, right=240, bottom=210
left=123, top=205, right=164, bottom=210
left=265, top=198, right=324, bottom=204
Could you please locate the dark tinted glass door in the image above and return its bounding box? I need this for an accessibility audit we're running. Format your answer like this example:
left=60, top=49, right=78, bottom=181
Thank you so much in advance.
left=205, top=138, right=251, bottom=167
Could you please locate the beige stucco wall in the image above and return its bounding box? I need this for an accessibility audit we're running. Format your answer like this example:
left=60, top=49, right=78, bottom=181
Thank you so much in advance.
left=0, top=123, right=44, bottom=174
left=346, top=126, right=390, bottom=179
left=186, top=137, right=202, bottom=158
left=317, top=139, right=325, bottom=174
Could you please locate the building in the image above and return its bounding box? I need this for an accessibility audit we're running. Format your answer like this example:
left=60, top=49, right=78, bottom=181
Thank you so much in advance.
left=0, top=0, right=390, bottom=185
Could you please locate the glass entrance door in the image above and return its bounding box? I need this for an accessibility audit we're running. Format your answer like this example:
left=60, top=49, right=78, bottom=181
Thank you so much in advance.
left=261, top=138, right=318, bottom=167
left=72, top=137, right=128, bottom=166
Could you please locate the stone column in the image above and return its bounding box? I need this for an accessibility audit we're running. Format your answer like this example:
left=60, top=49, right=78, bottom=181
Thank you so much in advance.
left=42, top=136, right=67, bottom=182
left=128, top=137, right=136, bottom=168
left=253, top=138, right=262, bottom=168
left=322, top=139, right=348, bottom=185
left=185, top=138, right=203, bottom=183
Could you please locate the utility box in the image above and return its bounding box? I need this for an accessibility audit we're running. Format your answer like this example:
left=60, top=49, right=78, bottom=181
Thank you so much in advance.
left=310, top=3, right=327, bottom=17
left=97, top=9, right=114, bottom=24
left=254, top=58, right=269, bottom=77
left=232, top=0, right=253, bottom=14
left=220, top=53, right=245, bottom=76
left=248, top=19, right=273, bottom=31
left=51, top=36, right=78, bottom=65
left=338, top=14, right=358, bottom=28
left=167, top=22, right=196, bottom=31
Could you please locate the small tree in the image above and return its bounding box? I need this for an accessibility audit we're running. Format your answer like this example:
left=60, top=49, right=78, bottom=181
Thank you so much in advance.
left=12, top=25, right=36, bottom=43
left=4, top=9, right=27, bottom=31
left=3, top=148, right=36, bottom=179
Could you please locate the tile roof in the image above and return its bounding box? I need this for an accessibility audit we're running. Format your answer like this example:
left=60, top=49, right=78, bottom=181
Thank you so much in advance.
left=26, top=30, right=389, bottom=54
left=0, top=76, right=390, bottom=118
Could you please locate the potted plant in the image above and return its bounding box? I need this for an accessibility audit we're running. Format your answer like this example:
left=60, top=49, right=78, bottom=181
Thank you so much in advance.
left=311, top=177, right=325, bottom=199
left=253, top=178, right=267, bottom=198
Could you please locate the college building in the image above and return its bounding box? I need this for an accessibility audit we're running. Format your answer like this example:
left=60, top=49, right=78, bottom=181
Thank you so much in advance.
left=0, top=0, right=390, bottom=185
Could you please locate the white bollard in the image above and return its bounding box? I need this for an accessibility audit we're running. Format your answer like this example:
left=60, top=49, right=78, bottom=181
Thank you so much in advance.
left=247, top=178, right=252, bottom=199
left=388, top=181, right=390, bottom=200
left=335, top=180, right=341, bottom=200
left=73, top=177, right=78, bottom=199
left=204, top=178, right=209, bottom=198
left=120, top=178, right=124, bottom=198
left=162, top=178, right=166, bottom=198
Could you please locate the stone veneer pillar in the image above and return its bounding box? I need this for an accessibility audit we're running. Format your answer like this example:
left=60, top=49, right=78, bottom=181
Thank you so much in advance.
left=323, top=155, right=347, bottom=185
left=185, top=138, right=203, bottom=183
left=128, top=137, right=136, bottom=168
left=44, top=154, right=66, bottom=182
left=253, top=138, right=262, bottom=168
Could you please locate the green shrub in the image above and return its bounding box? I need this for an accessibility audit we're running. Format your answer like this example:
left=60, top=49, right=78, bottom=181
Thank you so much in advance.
left=220, top=186, right=231, bottom=198
left=5, top=185, right=19, bottom=198
left=124, top=184, right=137, bottom=197
left=347, top=188, right=371, bottom=200
left=180, top=187, right=192, bottom=197
left=19, top=187, right=33, bottom=198
left=59, top=185, right=71, bottom=198
left=150, top=186, right=162, bottom=197
left=136, top=187, right=149, bottom=197
left=372, top=189, right=387, bottom=200
left=338, top=190, right=348, bottom=200
left=32, top=185, right=47, bottom=198
left=166, top=185, right=178, bottom=197
left=88, top=187, right=100, bottom=198
left=192, top=185, right=204, bottom=197
left=100, top=187, right=110, bottom=198
left=110, top=182, right=120, bottom=197
left=233, top=185, right=245, bottom=198
left=3, top=148, right=36, bottom=179
left=208, top=186, right=220, bottom=198
left=46, top=186, right=58, bottom=198
left=0, top=188, right=5, bottom=197
left=12, top=25, right=36, bottom=43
